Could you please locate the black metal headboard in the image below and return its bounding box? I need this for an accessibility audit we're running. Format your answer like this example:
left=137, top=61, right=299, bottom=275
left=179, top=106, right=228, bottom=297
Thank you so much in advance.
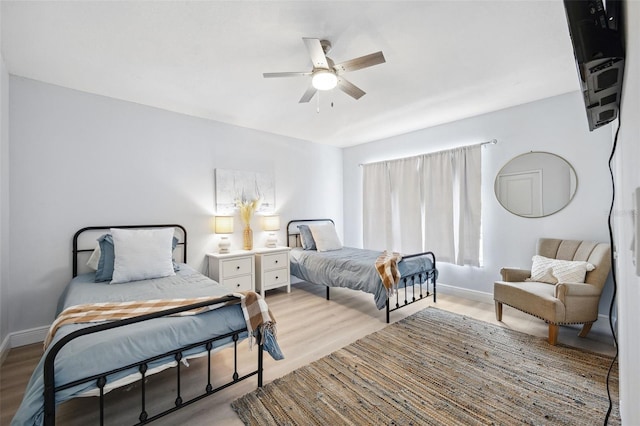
left=286, top=219, right=334, bottom=248
left=72, top=224, right=187, bottom=277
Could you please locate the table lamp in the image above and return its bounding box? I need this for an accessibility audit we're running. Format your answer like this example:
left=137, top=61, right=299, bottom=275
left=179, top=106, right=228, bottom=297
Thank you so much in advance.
left=214, top=216, right=234, bottom=253
left=262, top=215, right=280, bottom=248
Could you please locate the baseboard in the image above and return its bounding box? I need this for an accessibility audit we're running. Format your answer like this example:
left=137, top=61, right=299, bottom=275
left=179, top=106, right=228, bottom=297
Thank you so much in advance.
left=590, top=315, right=616, bottom=337
left=437, top=282, right=494, bottom=304
left=9, top=325, right=48, bottom=348
left=436, top=282, right=613, bottom=337
left=0, top=334, right=10, bottom=366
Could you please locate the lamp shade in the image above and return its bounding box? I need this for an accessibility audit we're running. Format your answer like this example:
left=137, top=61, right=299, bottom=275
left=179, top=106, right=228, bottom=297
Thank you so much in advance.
left=214, top=216, right=234, bottom=234
left=262, top=215, right=281, bottom=232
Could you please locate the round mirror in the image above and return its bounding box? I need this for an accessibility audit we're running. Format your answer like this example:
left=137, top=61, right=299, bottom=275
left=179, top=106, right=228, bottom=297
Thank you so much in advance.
left=495, top=152, right=577, bottom=218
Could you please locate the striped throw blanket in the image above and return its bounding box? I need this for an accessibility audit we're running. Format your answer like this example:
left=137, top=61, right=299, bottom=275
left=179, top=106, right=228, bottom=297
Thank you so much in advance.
left=375, top=250, right=403, bottom=296
left=44, top=291, right=276, bottom=350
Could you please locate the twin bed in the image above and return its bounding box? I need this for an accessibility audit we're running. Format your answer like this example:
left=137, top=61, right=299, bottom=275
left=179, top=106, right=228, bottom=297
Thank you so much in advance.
left=13, top=225, right=281, bottom=426
left=13, top=220, right=437, bottom=425
left=287, top=219, right=437, bottom=323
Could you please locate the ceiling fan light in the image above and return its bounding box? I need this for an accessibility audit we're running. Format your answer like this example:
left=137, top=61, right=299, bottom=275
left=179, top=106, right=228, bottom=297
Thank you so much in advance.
left=312, top=70, right=338, bottom=91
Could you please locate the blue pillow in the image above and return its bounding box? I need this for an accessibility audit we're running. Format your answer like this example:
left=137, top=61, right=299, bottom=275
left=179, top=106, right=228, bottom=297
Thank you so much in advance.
left=172, top=236, right=181, bottom=272
left=95, top=234, right=115, bottom=282
left=298, top=225, right=316, bottom=250
left=94, top=234, right=179, bottom=282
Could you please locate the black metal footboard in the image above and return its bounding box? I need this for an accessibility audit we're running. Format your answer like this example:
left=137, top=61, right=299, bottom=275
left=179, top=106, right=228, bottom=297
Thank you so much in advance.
left=43, top=296, right=263, bottom=426
left=386, top=251, right=437, bottom=323
left=322, top=251, right=437, bottom=323
left=286, top=219, right=437, bottom=323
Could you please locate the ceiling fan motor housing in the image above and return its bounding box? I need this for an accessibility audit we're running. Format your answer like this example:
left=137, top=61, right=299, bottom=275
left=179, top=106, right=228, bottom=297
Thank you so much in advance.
left=320, top=39, right=332, bottom=54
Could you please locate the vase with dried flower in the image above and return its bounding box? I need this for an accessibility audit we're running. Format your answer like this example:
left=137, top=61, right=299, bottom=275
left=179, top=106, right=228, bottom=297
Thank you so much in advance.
left=237, top=196, right=260, bottom=250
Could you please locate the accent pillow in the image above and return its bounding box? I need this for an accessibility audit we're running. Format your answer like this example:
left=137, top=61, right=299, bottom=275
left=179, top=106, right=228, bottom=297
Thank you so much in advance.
left=95, top=234, right=116, bottom=282
left=308, top=223, right=342, bottom=252
left=528, top=255, right=595, bottom=284
left=110, top=228, right=176, bottom=284
left=298, top=225, right=316, bottom=250
left=86, top=243, right=101, bottom=271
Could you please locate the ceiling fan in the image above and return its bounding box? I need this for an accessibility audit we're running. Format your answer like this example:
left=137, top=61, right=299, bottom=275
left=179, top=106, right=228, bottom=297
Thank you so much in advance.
left=263, top=38, right=386, bottom=103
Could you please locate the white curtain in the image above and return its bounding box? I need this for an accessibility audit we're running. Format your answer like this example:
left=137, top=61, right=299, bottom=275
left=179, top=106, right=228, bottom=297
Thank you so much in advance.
left=454, top=145, right=482, bottom=266
left=422, top=150, right=456, bottom=263
left=362, top=143, right=482, bottom=266
left=363, top=162, right=392, bottom=251
left=388, top=157, right=422, bottom=253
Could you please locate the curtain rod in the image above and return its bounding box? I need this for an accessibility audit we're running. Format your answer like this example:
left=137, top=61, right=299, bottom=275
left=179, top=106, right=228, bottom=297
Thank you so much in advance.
left=358, top=139, right=498, bottom=167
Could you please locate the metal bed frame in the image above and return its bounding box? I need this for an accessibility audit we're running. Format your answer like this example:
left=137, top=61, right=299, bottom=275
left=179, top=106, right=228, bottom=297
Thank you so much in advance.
left=287, top=219, right=437, bottom=323
left=43, top=224, right=263, bottom=425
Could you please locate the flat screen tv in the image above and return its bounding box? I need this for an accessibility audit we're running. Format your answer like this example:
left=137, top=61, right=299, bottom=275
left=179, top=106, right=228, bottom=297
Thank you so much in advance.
left=563, top=0, right=625, bottom=131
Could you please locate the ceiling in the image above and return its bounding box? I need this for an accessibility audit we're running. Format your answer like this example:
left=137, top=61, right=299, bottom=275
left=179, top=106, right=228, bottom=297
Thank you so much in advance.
left=1, top=1, right=581, bottom=148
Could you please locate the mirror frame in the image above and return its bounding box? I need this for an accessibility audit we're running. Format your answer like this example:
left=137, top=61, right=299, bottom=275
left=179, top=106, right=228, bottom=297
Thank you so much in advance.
left=494, top=151, right=578, bottom=218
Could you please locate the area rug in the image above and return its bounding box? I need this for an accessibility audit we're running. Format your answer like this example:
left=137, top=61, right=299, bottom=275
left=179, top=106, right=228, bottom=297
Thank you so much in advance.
left=232, top=307, right=619, bottom=425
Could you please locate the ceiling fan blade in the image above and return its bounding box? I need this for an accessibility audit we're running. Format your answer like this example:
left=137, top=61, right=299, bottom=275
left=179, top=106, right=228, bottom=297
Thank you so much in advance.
left=333, top=51, right=386, bottom=73
left=303, top=38, right=329, bottom=69
left=299, top=85, right=317, bottom=103
left=263, top=72, right=312, bottom=78
left=337, top=77, right=366, bottom=100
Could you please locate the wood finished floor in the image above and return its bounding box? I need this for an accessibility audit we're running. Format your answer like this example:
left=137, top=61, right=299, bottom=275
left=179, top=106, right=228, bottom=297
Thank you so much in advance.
left=0, top=282, right=616, bottom=426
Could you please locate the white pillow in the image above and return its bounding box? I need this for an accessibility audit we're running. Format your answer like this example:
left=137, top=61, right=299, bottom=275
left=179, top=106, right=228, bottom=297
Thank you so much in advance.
left=110, top=228, right=176, bottom=284
left=86, top=243, right=101, bottom=271
left=528, top=255, right=595, bottom=284
left=308, top=223, right=342, bottom=252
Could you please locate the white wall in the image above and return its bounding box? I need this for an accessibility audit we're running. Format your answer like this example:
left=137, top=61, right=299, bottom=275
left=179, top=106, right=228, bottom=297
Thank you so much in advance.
left=7, top=76, right=343, bottom=336
left=0, top=9, right=10, bottom=358
left=343, top=91, right=614, bottom=316
left=612, top=1, right=640, bottom=422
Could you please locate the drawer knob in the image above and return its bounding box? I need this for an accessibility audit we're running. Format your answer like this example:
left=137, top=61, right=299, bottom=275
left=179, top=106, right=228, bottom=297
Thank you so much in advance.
left=275, top=260, right=279, bottom=264
left=236, top=266, right=240, bottom=270
left=275, top=276, right=279, bottom=280
left=236, top=283, right=240, bottom=288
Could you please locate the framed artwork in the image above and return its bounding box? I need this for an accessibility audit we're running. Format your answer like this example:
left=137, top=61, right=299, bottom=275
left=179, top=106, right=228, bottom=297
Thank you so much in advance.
left=215, top=169, right=275, bottom=213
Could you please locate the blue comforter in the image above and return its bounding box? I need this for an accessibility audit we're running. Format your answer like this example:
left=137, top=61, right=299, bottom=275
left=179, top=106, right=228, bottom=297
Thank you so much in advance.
left=289, top=247, right=435, bottom=310
left=12, top=265, right=279, bottom=426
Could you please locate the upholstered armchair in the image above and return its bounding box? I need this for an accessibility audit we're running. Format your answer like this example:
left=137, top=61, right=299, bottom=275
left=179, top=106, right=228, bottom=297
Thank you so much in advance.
left=494, top=238, right=611, bottom=345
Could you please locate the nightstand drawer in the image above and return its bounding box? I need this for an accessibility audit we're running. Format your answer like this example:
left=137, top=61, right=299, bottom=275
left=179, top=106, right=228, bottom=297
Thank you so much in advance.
left=223, top=274, right=253, bottom=291
left=263, top=268, right=289, bottom=288
left=254, top=247, right=290, bottom=298
left=222, top=257, right=253, bottom=278
left=262, top=252, right=289, bottom=271
left=207, top=252, right=255, bottom=293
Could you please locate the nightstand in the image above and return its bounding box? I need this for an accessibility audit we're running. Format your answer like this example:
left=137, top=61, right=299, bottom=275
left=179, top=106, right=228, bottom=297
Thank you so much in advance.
left=206, top=251, right=255, bottom=292
left=254, top=247, right=291, bottom=298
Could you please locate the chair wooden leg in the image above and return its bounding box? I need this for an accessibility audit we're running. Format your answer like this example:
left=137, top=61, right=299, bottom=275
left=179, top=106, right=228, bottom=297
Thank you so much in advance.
left=495, top=301, right=503, bottom=321
left=578, top=322, right=593, bottom=338
left=548, top=324, right=559, bottom=345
